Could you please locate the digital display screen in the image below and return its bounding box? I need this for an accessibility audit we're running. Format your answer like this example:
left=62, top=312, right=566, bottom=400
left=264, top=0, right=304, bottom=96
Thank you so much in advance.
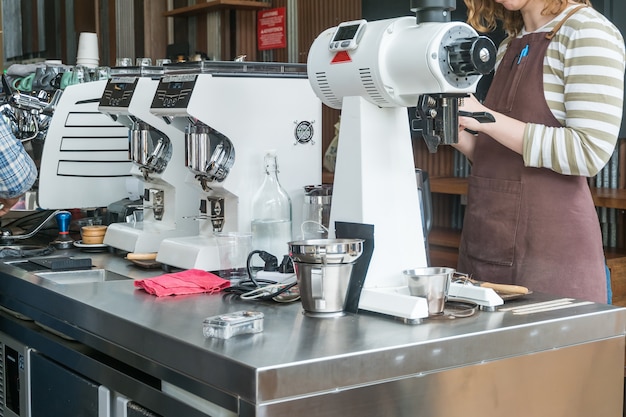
left=99, top=79, right=137, bottom=108
left=151, top=77, right=196, bottom=109
left=333, top=24, right=360, bottom=42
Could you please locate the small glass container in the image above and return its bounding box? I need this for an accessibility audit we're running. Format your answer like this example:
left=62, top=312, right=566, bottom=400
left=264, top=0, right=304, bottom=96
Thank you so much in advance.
left=202, top=311, right=264, bottom=339
left=136, top=57, right=152, bottom=66
left=116, top=57, right=132, bottom=67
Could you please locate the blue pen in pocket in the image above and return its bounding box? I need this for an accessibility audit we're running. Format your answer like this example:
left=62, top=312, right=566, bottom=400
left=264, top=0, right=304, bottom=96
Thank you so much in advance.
left=517, top=44, right=529, bottom=64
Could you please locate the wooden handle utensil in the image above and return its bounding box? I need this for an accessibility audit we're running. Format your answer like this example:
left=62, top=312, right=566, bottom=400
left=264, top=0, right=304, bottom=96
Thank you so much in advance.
left=126, top=252, right=158, bottom=261
left=469, top=279, right=529, bottom=295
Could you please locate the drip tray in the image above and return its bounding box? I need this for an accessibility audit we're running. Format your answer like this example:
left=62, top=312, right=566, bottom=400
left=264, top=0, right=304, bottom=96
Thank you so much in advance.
left=35, top=269, right=131, bottom=285
left=7, top=257, right=92, bottom=272
left=29, top=257, right=92, bottom=271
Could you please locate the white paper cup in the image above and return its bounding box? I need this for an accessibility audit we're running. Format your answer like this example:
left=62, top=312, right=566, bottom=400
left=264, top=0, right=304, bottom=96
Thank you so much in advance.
left=76, top=58, right=99, bottom=69
left=77, top=32, right=99, bottom=61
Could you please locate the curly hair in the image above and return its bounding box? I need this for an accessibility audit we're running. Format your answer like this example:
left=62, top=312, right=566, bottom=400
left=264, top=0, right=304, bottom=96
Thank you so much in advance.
left=463, top=0, right=592, bottom=36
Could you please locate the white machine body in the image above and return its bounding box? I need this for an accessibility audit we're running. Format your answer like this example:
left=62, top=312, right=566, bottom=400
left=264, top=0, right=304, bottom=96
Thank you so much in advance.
left=151, top=70, right=321, bottom=270
left=38, top=80, right=131, bottom=209
left=307, top=17, right=488, bottom=319
left=307, top=17, right=483, bottom=109
left=98, top=76, right=200, bottom=253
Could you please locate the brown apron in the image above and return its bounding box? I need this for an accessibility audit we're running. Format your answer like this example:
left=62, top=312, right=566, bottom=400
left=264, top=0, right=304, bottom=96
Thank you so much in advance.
left=457, top=5, right=608, bottom=303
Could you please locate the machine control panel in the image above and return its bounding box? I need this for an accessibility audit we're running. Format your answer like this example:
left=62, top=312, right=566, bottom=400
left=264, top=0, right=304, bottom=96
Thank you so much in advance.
left=100, top=77, right=138, bottom=109
left=329, top=19, right=367, bottom=51
left=151, top=74, right=197, bottom=109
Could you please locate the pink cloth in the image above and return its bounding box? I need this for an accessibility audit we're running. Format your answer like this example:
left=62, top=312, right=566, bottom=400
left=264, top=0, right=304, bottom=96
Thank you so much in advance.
left=134, top=269, right=230, bottom=297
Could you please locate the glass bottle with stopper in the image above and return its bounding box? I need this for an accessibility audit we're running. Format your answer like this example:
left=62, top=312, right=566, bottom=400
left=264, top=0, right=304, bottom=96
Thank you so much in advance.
left=251, top=151, right=292, bottom=259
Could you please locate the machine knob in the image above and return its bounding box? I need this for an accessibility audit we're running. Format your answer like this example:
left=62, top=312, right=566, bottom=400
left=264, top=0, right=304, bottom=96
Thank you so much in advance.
left=447, top=36, right=496, bottom=76
left=55, top=211, right=71, bottom=234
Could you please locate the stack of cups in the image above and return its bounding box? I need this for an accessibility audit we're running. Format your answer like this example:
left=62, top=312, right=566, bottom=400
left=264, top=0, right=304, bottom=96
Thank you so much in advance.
left=81, top=225, right=108, bottom=245
left=76, top=32, right=99, bottom=68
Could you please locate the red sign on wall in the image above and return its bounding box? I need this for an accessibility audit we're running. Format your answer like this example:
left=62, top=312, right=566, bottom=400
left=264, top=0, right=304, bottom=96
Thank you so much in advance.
left=257, top=7, right=286, bottom=51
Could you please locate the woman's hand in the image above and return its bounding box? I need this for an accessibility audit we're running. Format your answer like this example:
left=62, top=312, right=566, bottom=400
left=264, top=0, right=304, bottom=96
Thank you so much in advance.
left=458, top=95, right=490, bottom=134
left=0, top=196, right=20, bottom=216
left=452, top=130, right=477, bottom=161
left=457, top=94, right=526, bottom=155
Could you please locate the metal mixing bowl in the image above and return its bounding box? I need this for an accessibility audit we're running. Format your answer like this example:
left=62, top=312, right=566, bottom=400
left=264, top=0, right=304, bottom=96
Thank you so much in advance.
left=288, top=238, right=364, bottom=264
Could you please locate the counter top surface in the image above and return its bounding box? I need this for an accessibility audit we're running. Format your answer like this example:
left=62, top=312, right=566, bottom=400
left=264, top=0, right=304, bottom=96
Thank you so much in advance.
left=0, top=247, right=624, bottom=404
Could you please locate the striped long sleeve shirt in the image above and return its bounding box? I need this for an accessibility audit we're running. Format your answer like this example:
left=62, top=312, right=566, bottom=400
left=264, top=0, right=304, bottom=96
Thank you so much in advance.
left=0, top=118, right=37, bottom=199
left=496, top=5, right=625, bottom=177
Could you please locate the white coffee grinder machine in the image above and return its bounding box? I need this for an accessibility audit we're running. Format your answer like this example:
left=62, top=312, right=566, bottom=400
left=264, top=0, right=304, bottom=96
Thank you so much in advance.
left=151, top=62, right=321, bottom=271
left=307, top=0, right=497, bottom=320
left=98, top=69, right=200, bottom=253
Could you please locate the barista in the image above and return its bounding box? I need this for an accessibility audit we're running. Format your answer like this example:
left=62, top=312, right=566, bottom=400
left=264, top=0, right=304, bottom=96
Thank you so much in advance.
left=0, top=118, right=37, bottom=216
left=453, top=0, right=625, bottom=303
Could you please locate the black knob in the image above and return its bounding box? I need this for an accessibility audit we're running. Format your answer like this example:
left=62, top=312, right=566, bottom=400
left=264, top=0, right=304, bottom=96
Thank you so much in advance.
left=447, top=36, right=497, bottom=76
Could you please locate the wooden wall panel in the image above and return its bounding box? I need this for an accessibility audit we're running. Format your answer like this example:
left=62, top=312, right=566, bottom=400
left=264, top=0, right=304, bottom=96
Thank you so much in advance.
left=414, top=140, right=458, bottom=230
left=74, top=0, right=97, bottom=33
left=142, top=0, right=168, bottom=62
left=295, top=0, right=361, bottom=180
left=297, top=0, right=361, bottom=64
left=269, top=0, right=288, bottom=63
left=235, top=10, right=258, bottom=61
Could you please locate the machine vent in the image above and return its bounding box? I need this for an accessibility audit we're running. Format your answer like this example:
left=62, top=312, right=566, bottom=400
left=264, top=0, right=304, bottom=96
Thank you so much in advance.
left=359, top=68, right=391, bottom=107
left=314, top=72, right=342, bottom=108
left=0, top=341, right=5, bottom=417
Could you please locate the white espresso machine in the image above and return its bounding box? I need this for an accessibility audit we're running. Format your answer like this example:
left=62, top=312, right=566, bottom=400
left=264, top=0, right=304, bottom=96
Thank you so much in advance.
left=38, top=80, right=132, bottom=209
left=306, top=1, right=498, bottom=320
left=98, top=69, right=200, bottom=253
left=151, top=62, right=321, bottom=271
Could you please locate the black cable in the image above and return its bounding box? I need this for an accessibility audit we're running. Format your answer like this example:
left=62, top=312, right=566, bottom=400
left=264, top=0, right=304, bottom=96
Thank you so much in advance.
left=224, top=249, right=296, bottom=301
left=223, top=279, right=298, bottom=301
left=245, top=250, right=278, bottom=288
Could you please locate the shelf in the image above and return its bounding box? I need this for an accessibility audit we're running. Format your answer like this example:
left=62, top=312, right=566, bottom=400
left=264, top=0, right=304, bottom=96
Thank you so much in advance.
left=590, top=187, right=626, bottom=210
left=430, top=177, right=468, bottom=195
left=164, top=0, right=271, bottom=17
left=430, top=177, right=626, bottom=210
left=428, top=227, right=462, bottom=268
left=429, top=227, right=461, bottom=249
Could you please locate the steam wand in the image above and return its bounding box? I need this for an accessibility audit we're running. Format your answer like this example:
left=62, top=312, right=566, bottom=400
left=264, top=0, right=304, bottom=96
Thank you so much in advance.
left=0, top=209, right=62, bottom=242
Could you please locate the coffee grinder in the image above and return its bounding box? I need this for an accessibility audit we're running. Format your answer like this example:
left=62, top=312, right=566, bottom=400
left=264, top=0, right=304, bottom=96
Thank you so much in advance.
left=150, top=62, right=321, bottom=271
left=98, top=68, right=200, bottom=253
left=306, top=0, right=497, bottom=320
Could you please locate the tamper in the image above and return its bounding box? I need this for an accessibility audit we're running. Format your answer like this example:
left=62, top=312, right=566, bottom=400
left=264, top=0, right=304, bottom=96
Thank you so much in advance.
left=51, top=210, right=74, bottom=249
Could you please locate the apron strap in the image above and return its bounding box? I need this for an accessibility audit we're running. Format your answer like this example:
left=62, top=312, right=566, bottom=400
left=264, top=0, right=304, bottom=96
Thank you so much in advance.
left=545, top=4, right=588, bottom=39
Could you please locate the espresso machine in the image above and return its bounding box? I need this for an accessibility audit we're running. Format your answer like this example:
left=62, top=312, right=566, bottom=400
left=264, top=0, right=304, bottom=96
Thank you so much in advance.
left=98, top=69, right=200, bottom=253
left=306, top=0, right=498, bottom=320
left=151, top=62, right=321, bottom=271
left=38, top=80, right=131, bottom=209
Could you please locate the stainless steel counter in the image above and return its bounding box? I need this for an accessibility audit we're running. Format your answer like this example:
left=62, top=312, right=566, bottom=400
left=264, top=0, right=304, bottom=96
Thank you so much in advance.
left=0, top=249, right=624, bottom=416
